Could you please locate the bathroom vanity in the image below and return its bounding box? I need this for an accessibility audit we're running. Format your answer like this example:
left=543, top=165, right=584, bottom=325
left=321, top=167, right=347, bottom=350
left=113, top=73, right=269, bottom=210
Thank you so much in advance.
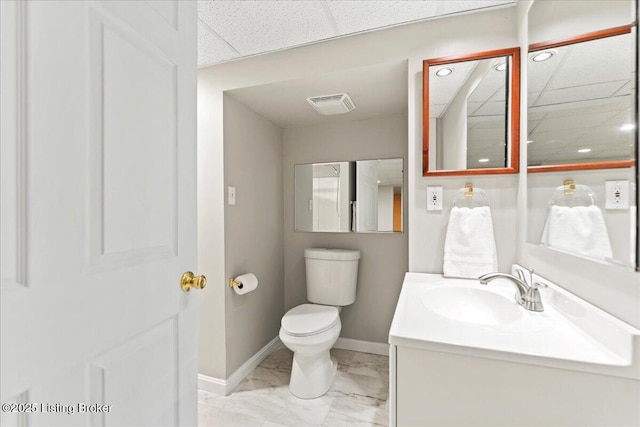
left=388, top=269, right=640, bottom=426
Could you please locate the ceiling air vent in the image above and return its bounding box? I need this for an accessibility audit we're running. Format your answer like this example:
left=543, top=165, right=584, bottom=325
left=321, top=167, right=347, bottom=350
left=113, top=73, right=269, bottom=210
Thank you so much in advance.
left=306, top=93, right=356, bottom=115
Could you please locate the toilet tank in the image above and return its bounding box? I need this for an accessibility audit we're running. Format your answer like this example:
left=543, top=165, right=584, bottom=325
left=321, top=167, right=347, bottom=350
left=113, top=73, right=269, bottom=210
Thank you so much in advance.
left=305, top=248, right=360, bottom=306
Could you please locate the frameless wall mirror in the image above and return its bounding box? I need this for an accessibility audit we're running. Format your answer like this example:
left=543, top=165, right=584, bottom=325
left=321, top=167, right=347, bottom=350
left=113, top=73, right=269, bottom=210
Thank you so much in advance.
left=422, top=47, right=521, bottom=176
left=294, top=158, right=403, bottom=233
left=527, top=26, right=636, bottom=171
left=526, top=24, right=638, bottom=269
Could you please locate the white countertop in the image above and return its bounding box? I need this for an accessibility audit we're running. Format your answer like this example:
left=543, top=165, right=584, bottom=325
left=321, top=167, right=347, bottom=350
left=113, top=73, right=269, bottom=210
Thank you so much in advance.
left=389, top=271, right=640, bottom=380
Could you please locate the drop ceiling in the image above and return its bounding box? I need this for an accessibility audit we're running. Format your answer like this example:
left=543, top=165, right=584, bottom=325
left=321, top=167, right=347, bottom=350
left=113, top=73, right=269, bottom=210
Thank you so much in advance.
left=197, top=0, right=516, bottom=68
left=527, top=32, right=634, bottom=165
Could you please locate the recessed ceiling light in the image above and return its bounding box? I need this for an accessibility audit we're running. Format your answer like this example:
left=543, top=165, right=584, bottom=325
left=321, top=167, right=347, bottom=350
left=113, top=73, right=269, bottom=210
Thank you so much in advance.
left=532, top=51, right=554, bottom=62
left=377, top=180, right=381, bottom=183
left=620, top=123, right=635, bottom=131
left=578, top=148, right=591, bottom=153
left=478, top=158, right=490, bottom=163
left=495, top=62, right=507, bottom=71
left=435, top=68, right=453, bottom=77
left=527, top=140, right=534, bottom=144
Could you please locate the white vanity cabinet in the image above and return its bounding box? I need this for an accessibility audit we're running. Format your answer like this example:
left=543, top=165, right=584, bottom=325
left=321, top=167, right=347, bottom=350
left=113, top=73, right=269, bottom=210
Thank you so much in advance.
left=389, top=272, right=640, bottom=427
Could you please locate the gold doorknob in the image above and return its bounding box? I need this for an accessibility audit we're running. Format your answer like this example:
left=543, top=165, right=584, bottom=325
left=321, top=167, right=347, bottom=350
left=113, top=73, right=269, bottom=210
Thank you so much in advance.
left=181, top=272, right=207, bottom=292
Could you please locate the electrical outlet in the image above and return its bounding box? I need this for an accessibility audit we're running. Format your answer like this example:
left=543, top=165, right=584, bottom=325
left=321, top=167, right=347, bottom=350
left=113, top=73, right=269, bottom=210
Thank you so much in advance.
left=228, top=186, right=236, bottom=205
left=605, top=180, right=629, bottom=210
left=427, top=186, right=443, bottom=211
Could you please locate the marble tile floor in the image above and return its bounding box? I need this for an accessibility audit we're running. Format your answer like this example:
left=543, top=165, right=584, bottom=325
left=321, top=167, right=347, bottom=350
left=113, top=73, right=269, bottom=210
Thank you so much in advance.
left=198, top=348, right=389, bottom=427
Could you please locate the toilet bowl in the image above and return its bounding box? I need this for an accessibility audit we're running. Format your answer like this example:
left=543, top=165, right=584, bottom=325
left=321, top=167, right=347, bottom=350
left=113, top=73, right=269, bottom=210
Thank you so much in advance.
left=279, top=249, right=360, bottom=399
left=279, top=304, right=341, bottom=399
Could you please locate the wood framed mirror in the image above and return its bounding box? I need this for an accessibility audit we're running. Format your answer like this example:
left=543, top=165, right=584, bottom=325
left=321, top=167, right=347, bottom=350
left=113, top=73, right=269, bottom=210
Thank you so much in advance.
left=527, top=25, right=636, bottom=173
left=422, top=47, right=521, bottom=177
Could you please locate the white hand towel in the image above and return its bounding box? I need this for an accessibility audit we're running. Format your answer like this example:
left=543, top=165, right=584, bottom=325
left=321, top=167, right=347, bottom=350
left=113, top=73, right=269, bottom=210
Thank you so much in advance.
left=542, top=205, right=613, bottom=261
left=443, top=206, right=498, bottom=279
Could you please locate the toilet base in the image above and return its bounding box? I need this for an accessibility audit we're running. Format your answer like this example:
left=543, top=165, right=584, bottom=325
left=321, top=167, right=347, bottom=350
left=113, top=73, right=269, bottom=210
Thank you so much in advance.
left=289, top=352, right=337, bottom=399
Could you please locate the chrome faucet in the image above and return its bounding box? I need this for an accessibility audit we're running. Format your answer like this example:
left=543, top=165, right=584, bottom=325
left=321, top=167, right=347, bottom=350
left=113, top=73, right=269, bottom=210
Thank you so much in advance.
left=478, top=268, right=547, bottom=312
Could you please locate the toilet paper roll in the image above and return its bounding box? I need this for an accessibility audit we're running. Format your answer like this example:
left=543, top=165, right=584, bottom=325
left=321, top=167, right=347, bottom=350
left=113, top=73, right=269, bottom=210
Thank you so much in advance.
left=233, top=273, right=258, bottom=295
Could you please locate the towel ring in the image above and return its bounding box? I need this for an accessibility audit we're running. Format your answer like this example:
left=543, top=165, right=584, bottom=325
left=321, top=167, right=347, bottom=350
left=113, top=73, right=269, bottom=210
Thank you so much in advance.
left=548, top=183, right=596, bottom=207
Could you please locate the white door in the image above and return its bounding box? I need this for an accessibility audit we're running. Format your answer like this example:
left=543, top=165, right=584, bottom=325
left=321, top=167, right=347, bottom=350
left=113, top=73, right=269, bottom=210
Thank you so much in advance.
left=1, top=1, right=199, bottom=426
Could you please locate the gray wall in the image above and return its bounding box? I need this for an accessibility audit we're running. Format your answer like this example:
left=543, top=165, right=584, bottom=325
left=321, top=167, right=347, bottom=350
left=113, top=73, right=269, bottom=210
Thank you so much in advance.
left=284, top=115, right=408, bottom=344
left=223, top=94, right=284, bottom=374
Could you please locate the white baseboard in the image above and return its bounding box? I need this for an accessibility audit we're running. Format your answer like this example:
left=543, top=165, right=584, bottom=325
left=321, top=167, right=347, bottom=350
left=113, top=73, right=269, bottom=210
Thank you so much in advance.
left=335, top=337, right=389, bottom=356
left=198, top=336, right=282, bottom=396
left=197, top=373, right=227, bottom=395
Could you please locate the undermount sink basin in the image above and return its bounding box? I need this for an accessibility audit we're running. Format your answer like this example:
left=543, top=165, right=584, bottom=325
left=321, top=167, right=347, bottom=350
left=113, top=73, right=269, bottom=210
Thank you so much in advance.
left=421, top=285, right=522, bottom=326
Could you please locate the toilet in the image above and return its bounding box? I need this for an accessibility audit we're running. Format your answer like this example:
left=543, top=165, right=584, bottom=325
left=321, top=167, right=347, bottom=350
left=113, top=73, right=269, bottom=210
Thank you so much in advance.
left=279, top=248, right=360, bottom=399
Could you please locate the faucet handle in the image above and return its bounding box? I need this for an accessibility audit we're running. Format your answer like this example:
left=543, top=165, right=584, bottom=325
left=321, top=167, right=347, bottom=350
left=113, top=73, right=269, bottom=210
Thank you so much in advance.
left=527, top=268, right=535, bottom=285
left=515, top=268, right=535, bottom=285
left=532, top=281, right=548, bottom=290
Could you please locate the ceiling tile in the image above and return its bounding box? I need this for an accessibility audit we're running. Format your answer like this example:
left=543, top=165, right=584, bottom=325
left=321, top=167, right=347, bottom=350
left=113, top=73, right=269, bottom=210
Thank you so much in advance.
left=326, top=1, right=440, bottom=35
left=472, top=118, right=504, bottom=129
left=537, top=98, right=629, bottom=119
left=439, top=0, right=515, bottom=15
left=198, top=1, right=337, bottom=56
left=533, top=110, right=619, bottom=133
left=527, top=128, right=588, bottom=144
left=549, top=33, right=633, bottom=90
left=468, top=126, right=505, bottom=141
left=527, top=48, right=569, bottom=93
left=326, top=0, right=513, bottom=36
left=198, top=21, right=241, bottom=67
left=197, top=0, right=515, bottom=66
left=536, top=81, right=626, bottom=106
left=471, top=100, right=507, bottom=116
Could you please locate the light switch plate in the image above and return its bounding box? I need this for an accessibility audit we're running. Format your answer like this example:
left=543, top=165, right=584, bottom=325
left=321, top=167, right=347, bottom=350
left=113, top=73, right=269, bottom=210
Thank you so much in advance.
left=228, top=186, right=236, bottom=205
left=427, top=186, right=443, bottom=211
left=605, top=180, right=629, bottom=210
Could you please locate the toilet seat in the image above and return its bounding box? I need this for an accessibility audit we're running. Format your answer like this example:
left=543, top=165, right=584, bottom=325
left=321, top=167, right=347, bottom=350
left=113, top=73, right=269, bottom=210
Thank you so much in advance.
left=281, top=304, right=339, bottom=337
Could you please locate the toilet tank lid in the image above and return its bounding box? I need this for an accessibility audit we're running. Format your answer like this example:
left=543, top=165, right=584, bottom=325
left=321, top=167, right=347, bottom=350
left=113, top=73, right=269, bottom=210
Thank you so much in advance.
left=305, top=248, right=360, bottom=261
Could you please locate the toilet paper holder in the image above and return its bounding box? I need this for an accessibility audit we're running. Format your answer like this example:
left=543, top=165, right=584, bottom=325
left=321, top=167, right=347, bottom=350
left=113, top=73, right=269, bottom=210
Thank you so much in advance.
left=229, top=277, right=244, bottom=289
left=228, top=273, right=258, bottom=295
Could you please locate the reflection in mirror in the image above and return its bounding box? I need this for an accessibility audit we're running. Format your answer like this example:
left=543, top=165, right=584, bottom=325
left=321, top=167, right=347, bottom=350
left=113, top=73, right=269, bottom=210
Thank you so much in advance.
left=528, top=176, right=636, bottom=267
left=423, top=47, right=520, bottom=176
left=294, top=161, right=353, bottom=233
left=355, top=159, right=403, bottom=232
left=526, top=25, right=637, bottom=269
left=527, top=26, right=635, bottom=170
left=294, top=159, right=403, bottom=233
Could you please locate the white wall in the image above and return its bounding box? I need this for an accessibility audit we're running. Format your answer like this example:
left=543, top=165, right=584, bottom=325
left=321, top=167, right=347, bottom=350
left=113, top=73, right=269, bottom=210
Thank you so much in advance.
left=407, top=8, right=519, bottom=274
